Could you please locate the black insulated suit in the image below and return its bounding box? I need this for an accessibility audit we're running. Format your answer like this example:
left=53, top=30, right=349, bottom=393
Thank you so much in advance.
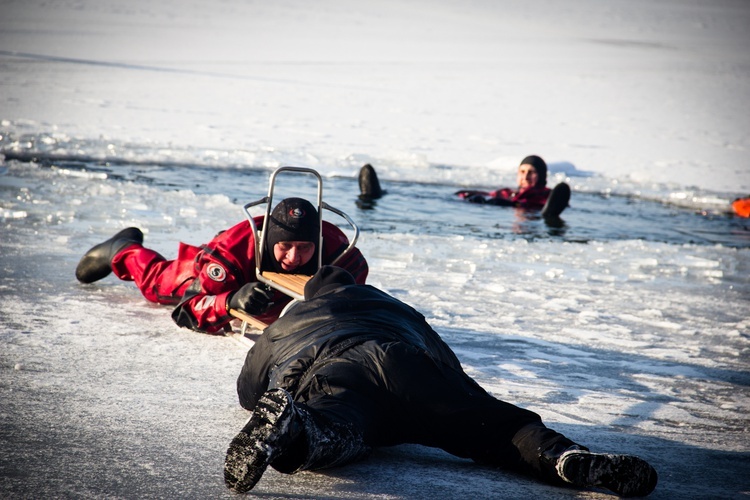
left=236, top=282, right=577, bottom=482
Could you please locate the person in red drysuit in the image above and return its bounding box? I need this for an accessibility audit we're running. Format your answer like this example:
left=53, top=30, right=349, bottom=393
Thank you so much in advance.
left=75, top=197, right=368, bottom=334
left=456, top=155, right=551, bottom=208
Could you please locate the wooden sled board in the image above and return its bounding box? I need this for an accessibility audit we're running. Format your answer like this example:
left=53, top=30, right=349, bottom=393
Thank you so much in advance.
left=229, top=308, right=268, bottom=331
left=227, top=308, right=267, bottom=349
left=227, top=272, right=313, bottom=349
left=226, top=272, right=312, bottom=349
left=260, top=271, right=312, bottom=297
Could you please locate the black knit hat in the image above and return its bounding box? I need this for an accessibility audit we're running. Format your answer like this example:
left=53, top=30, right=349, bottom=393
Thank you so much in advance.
left=262, top=197, right=320, bottom=274
left=304, top=265, right=356, bottom=300
left=520, top=155, right=548, bottom=188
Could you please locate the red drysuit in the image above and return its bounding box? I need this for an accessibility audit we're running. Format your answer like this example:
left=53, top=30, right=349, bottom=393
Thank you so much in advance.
left=111, top=216, right=368, bottom=334
left=488, top=186, right=551, bottom=208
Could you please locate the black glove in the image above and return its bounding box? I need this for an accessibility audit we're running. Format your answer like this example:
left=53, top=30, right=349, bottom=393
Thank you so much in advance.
left=466, top=194, right=486, bottom=204
left=228, top=282, right=274, bottom=315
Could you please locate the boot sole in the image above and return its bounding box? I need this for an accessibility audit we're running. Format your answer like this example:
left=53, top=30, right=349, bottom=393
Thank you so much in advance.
left=224, top=389, right=295, bottom=493
left=558, top=451, right=658, bottom=497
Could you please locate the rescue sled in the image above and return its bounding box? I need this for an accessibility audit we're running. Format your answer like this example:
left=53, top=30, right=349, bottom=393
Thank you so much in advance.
left=228, top=166, right=360, bottom=337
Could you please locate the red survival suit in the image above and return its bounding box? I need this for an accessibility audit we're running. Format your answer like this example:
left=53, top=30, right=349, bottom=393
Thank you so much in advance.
left=111, top=217, right=368, bottom=334
left=488, top=186, right=551, bottom=209
left=457, top=185, right=550, bottom=209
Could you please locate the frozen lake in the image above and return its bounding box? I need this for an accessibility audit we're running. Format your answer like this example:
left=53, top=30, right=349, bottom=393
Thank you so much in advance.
left=1, top=0, right=749, bottom=498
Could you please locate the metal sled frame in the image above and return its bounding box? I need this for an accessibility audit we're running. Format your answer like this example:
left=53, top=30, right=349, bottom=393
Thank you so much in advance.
left=232, top=166, right=359, bottom=333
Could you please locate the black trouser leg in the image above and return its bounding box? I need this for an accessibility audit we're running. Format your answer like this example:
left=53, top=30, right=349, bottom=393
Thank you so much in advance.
left=282, top=341, right=579, bottom=483
left=271, top=403, right=372, bottom=473
left=511, top=421, right=580, bottom=484
left=371, top=342, right=579, bottom=481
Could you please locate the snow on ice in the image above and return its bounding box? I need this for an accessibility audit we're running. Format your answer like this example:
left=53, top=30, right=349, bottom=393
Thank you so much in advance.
left=1, top=0, right=749, bottom=498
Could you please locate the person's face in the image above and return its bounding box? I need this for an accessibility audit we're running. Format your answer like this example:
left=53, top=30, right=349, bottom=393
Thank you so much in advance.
left=517, top=163, right=539, bottom=190
left=273, top=241, right=316, bottom=271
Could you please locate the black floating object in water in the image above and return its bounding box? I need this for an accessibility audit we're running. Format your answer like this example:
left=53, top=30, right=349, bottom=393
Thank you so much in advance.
left=358, top=164, right=384, bottom=200
left=542, top=182, right=571, bottom=219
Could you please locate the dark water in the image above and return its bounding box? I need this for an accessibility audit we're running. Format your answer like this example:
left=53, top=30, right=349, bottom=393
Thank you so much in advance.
left=351, top=181, right=750, bottom=248
left=9, top=155, right=750, bottom=248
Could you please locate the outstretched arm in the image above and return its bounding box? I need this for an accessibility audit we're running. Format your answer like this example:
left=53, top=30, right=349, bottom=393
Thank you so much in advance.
left=484, top=197, right=514, bottom=206
left=455, top=189, right=491, bottom=199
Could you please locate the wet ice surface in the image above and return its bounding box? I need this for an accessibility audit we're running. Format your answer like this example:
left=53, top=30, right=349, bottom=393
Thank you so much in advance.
left=1, top=158, right=748, bottom=498
left=2, top=0, right=750, bottom=498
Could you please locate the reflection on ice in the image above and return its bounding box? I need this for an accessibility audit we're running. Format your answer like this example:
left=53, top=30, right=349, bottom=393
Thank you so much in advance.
left=1, top=210, right=27, bottom=219
left=1, top=0, right=749, bottom=494
left=0, top=141, right=748, bottom=499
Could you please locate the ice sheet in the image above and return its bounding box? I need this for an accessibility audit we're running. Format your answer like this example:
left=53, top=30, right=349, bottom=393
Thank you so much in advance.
left=1, top=0, right=749, bottom=498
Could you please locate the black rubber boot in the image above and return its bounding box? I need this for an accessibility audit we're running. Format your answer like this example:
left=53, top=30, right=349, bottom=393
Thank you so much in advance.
left=224, top=389, right=300, bottom=493
left=551, top=447, right=658, bottom=497
left=358, top=163, right=383, bottom=200
left=223, top=388, right=371, bottom=493
left=541, top=182, right=571, bottom=219
left=288, top=400, right=370, bottom=472
left=75, top=227, right=143, bottom=284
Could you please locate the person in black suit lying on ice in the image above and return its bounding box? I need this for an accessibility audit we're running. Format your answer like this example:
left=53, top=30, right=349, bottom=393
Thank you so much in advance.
left=224, top=266, right=657, bottom=497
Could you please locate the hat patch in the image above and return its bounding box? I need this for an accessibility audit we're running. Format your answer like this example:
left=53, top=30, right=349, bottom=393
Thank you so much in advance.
left=206, top=263, right=227, bottom=282
left=289, top=207, right=307, bottom=218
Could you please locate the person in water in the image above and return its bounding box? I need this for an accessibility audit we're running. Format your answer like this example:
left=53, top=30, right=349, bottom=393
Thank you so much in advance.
left=224, top=265, right=658, bottom=497
left=74, top=198, right=368, bottom=333
left=456, top=155, right=551, bottom=208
